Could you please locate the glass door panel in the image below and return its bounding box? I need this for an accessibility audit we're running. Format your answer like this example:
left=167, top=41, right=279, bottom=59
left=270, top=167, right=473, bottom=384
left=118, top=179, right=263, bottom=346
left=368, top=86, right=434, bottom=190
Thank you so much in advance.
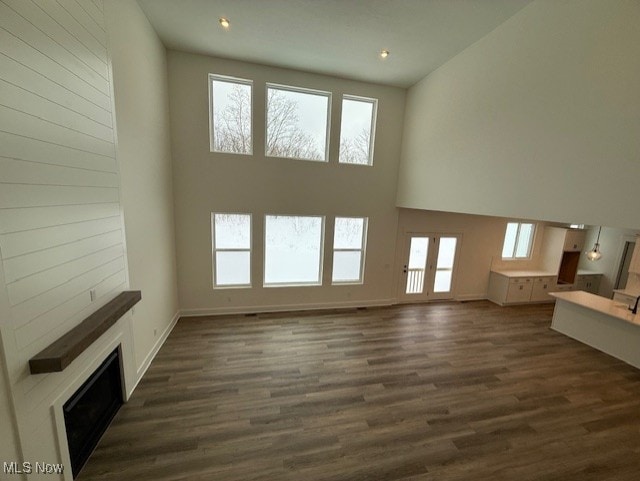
left=433, top=237, right=457, bottom=293
left=405, top=237, right=429, bottom=294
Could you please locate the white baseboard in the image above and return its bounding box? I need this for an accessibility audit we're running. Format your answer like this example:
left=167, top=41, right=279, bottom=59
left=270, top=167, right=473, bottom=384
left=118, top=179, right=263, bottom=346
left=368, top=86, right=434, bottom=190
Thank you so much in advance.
left=456, top=294, right=488, bottom=301
left=179, top=298, right=396, bottom=317
left=130, top=310, right=179, bottom=395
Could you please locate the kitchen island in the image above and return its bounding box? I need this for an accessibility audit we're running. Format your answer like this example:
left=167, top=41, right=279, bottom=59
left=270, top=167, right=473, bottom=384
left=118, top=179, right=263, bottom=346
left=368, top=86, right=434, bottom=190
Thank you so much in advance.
left=550, top=291, right=640, bottom=369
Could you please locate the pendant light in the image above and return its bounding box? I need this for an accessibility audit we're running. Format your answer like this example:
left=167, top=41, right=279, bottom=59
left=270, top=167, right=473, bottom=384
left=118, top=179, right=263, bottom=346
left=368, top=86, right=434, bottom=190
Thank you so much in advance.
left=586, top=226, right=602, bottom=261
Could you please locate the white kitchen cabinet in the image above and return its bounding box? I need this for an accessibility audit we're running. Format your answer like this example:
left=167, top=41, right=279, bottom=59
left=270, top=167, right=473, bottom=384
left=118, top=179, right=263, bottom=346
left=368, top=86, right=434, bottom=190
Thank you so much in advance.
left=506, top=277, right=534, bottom=303
left=563, top=229, right=586, bottom=252
left=541, top=228, right=587, bottom=281
left=488, top=271, right=556, bottom=306
left=575, top=274, right=602, bottom=294
left=530, top=276, right=556, bottom=302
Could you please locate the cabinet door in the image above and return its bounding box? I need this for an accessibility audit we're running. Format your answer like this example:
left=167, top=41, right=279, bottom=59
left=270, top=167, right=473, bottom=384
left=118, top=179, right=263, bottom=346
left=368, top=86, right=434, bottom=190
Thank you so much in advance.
left=563, top=230, right=585, bottom=252
left=506, top=278, right=533, bottom=303
left=531, top=277, right=554, bottom=302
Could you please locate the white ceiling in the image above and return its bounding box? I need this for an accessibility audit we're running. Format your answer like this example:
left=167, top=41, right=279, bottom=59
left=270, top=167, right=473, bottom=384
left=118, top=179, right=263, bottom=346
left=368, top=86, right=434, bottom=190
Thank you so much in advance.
left=137, top=0, right=533, bottom=88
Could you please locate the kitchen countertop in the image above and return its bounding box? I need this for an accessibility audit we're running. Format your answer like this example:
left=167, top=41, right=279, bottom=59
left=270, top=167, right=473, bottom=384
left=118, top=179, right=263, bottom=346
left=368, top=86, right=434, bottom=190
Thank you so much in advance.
left=491, top=269, right=556, bottom=277
left=613, top=288, right=640, bottom=297
left=550, top=290, right=640, bottom=326
left=492, top=269, right=602, bottom=278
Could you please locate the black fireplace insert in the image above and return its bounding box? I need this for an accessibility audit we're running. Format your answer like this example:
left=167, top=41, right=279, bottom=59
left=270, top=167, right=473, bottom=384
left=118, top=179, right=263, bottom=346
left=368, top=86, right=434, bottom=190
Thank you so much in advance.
left=63, top=348, right=123, bottom=478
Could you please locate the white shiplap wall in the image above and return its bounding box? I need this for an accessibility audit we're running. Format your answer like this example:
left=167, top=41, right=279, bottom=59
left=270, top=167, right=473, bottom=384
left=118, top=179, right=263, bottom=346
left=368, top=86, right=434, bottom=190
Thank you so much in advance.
left=0, top=0, right=133, bottom=473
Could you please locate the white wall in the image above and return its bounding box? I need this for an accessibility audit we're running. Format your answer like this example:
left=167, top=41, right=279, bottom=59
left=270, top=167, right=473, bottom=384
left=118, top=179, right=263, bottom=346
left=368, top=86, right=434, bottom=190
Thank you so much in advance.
left=0, top=0, right=178, bottom=477
left=104, top=0, right=179, bottom=377
left=0, top=0, right=135, bottom=477
left=395, top=209, right=549, bottom=300
left=167, top=52, right=406, bottom=314
left=397, top=0, right=640, bottom=230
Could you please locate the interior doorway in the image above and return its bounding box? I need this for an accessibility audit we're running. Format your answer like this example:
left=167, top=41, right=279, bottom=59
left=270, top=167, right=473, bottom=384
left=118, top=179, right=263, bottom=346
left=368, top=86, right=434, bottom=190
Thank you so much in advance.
left=615, top=240, right=635, bottom=290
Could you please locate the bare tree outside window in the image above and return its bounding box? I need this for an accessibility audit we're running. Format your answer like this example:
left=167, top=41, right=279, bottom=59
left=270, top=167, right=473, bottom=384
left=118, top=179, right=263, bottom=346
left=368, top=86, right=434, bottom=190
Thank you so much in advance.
left=211, top=80, right=252, bottom=154
left=266, top=86, right=329, bottom=161
left=339, top=96, right=377, bottom=165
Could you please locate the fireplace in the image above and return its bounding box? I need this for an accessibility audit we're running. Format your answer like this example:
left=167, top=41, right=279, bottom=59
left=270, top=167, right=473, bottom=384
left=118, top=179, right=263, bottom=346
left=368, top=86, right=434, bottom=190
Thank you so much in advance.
left=63, top=348, right=123, bottom=478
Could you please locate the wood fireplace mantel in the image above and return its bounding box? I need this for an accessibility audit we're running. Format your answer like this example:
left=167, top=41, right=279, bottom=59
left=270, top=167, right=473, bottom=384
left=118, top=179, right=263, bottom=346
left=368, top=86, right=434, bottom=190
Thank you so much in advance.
left=29, top=291, right=142, bottom=374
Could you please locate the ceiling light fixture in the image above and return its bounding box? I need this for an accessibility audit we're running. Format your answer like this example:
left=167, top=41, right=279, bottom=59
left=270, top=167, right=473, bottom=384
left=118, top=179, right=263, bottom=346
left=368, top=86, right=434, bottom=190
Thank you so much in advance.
left=586, top=226, right=603, bottom=261
left=380, top=49, right=390, bottom=59
left=219, top=17, right=230, bottom=29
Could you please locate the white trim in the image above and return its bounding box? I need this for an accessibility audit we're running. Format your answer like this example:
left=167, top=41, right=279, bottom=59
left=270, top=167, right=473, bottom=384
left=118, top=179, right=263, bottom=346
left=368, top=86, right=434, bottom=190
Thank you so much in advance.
left=456, top=294, right=489, bottom=301
left=51, top=333, right=125, bottom=481
left=131, top=310, right=180, bottom=395
left=179, top=299, right=395, bottom=317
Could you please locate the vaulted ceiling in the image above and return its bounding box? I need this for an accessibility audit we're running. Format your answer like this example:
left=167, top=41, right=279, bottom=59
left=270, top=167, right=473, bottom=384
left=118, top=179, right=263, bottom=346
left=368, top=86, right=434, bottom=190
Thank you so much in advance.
left=137, top=0, right=533, bottom=88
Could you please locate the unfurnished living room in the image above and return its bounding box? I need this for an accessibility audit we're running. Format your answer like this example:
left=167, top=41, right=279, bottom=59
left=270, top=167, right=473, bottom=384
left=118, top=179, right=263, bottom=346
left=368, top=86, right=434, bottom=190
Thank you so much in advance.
left=1, top=0, right=640, bottom=480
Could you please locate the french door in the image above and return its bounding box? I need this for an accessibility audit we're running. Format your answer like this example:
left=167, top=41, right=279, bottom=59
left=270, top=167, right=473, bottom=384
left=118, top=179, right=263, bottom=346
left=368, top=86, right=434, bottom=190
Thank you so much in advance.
left=398, top=233, right=461, bottom=302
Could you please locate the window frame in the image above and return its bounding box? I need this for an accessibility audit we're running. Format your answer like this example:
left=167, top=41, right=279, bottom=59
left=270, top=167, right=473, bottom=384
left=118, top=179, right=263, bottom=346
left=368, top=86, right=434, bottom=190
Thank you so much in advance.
left=208, top=74, right=253, bottom=155
left=331, top=216, right=368, bottom=285
left=338, top=95, right=378, bottom=166
left=211, top=212, right=252, bottom=288
left=502, top=221, right=536, bottom=260
left=265, top=83, right=332, bottom=163
left=263, top=214, right=326, bottom=287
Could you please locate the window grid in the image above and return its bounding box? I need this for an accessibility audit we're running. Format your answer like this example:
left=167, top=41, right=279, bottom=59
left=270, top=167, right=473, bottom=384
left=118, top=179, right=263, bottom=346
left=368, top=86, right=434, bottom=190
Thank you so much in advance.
left=502, top=222, right=535, bottom=260
left=212, top=213, right=252, bottom=288
left=332, top=217, right=368, bottom=284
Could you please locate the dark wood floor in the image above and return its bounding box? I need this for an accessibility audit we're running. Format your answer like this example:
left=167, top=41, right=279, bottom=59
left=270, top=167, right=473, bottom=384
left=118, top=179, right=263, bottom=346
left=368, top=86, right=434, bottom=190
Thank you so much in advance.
left=78, top=301, right=640, bottom=480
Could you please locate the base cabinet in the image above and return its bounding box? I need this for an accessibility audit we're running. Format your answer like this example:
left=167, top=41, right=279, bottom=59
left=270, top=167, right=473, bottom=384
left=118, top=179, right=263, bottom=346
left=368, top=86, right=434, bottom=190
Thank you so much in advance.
left=488, top=271, right=602, bottom=306
left=531, top=276, right=555, bottom=302
left=576, top=274, right=601, bottom=294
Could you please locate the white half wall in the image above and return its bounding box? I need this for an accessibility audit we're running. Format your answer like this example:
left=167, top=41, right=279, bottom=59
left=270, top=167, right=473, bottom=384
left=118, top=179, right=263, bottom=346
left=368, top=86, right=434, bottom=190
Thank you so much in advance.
left=167, top=52, right=406, bottom=314
left=104, top=0, right=179, bottom=374
left=397, top=0, right=640, bottom=229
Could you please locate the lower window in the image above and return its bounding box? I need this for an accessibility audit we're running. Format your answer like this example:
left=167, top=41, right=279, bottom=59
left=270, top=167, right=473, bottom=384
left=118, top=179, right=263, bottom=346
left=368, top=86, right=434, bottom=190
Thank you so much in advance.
left=332, top=217, right=367, bottom=284
left=264, top=215, right=324, bottom=286
left=212, top=213, right=251, bottom=287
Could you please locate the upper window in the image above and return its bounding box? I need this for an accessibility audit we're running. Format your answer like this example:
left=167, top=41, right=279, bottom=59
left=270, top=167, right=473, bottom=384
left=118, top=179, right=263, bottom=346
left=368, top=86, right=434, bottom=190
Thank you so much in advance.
left=502, top=222, right=535, bottom=259
left=332, top=217, right=368, bottom=284
left=212, top=213, right=251, bottom=287
left=264, top=215, right=324, bottom=286
left=339, top=96, right=377, bottom=165
left=209, top=75, right=252, bottom=154
left=266, top=84, right=330, bottom=162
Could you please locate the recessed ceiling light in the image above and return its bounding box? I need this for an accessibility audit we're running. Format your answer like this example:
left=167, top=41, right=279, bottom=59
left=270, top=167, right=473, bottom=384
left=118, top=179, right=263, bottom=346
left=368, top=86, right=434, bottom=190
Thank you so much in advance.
left=380, top=49, right=390, bottom=59
left=219, top=17, right=230, bottom=29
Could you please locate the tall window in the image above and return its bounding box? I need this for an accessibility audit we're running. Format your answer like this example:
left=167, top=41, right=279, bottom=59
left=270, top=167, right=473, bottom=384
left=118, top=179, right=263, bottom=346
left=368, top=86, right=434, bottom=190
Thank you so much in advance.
left=209, top=74, right=252, bottom=154
left=502, top=222, right=535, bottom=259
left=212, top=213, right=251, bottom=287
left=339, top=96, right=377, bottom=165
left=332, top=217, right=368, bottom=284
left=264, top=215, right=324, bottom=285
left=266, top=84, right=330, bottom=161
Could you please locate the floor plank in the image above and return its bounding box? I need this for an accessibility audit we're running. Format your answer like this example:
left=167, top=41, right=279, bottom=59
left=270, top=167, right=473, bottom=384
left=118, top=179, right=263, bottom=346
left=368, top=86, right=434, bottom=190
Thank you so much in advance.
left=77, top=301, right=640, bottom=480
